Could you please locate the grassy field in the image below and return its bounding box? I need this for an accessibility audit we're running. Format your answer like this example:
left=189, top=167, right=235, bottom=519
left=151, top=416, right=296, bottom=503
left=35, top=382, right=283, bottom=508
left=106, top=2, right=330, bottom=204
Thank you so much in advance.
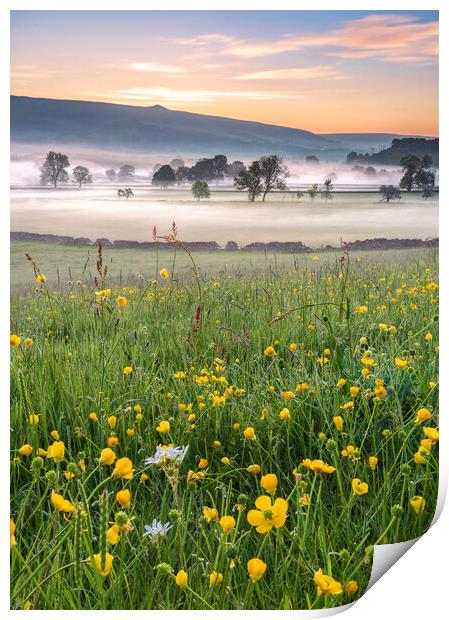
left=10, top=241, right=439, bottom=610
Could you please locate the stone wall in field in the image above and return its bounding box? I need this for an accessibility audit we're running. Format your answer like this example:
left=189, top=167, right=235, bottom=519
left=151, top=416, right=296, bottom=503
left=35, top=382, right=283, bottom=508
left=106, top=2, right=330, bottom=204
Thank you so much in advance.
left=10, top=231, right=439, bottom=251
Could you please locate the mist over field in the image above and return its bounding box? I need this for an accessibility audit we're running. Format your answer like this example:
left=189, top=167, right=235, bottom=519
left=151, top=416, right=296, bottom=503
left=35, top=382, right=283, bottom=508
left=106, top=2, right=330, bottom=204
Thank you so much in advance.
left=10, top=142, right=408, bottom=188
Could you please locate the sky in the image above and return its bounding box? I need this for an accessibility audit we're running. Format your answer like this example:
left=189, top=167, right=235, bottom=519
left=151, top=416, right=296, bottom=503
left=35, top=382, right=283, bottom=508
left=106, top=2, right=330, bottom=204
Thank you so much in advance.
left=10, top=10, right=439, bottom=135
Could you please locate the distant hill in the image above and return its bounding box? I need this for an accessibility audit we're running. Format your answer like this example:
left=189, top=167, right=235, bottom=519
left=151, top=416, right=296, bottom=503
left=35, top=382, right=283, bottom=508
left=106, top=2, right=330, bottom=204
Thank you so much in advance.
left=10, top=96, right=433, bottom=161
left=347, top=138, right=439, bottom=166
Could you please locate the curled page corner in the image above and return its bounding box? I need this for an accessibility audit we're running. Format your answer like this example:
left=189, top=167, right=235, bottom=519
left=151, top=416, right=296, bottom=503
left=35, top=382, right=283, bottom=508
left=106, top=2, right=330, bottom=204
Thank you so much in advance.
left=366, top=470, right=447, bottom=592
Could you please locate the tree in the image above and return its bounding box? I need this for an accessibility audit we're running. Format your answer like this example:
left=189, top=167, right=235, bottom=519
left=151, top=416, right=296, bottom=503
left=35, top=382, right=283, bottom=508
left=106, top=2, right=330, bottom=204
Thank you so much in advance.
left=321, top=178, right=333, bottom=202
left=175, top=166, right=189, bottom=185
left=152, top=164, right=176, bottom=189
left=399, top=155, right=421, bottom=191
left=364, top=166, right=376, bottom=177
left=40, top=151, right=70, bottom=188
left=117, top=188, right=134, bottom=199
left=295, top=191, right=304, bottom=202
left=422, top=186, right=434, bottom=200
left=105, top=169, right=116, bottom=181
left=379, top=185, right=401, bottom=203
left=170, top=158, right=185, bottom=171
left=192, top=180, right=210, bottom=200
left=234, top=161, right=263, bottom=202
left=414, top=166, right=435, bottom=191
left=308, top=184, right=319, bottom=200
left=72, top=165, right=92, bottom=189
left=226, top=161, right=246, bottom=177
left=118, top=164, right=135, bottom=180
left=212, top=154, right=228, bottom=178
left=400, top=155, right=435, bottom=192
left=260, top=155, right=289, bottom=201
left=187, top=158, right=216, bottom=181
left=305, top=155, right=319, bottom=165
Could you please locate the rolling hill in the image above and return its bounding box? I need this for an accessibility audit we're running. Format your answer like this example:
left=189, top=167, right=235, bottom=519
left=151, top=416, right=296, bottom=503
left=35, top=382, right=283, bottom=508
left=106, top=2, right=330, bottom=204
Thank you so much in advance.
left=10, top=96, right=434, bottom=161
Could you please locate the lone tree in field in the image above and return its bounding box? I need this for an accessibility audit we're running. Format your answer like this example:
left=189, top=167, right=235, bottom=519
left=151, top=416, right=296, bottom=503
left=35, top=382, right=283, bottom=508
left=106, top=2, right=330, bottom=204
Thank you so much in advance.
left=152, top=164, right=176, bottom=189
left=259, top=154, right=289, bottom=201
left=117, top=188, right=134, bottom=199
left=321, top=178, right=334, bottom=202
left=296, top=191, right=304, bottom=202
left=192, top=180, right=210, bottom=201
left=40, top=151, right=70, bottom=188
left=379, top=185, right=401, bottom=203
left=234, top=161, right=263, bottom=202
left=307, top=184, right=319, bottom=201
left=72, top=165, right=92, bottom=189
left=105, top=169, right=116, bottom=181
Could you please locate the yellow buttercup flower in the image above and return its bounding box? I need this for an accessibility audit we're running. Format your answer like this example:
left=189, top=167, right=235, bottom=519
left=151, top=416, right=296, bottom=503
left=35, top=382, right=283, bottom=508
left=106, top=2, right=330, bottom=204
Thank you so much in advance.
left=337, top=378, right=347, bottom=388
left=116, top=489, right=131, bottom=508
left=302, top=459, right=336, bottom=474
left=46, top=441, right=65, bottom=463
left=51, top=490, right=75, bottom=513
left=112, top=457, right=134, bottom=480
left=279, top=408, right=290, bottom=420
left=260, top=473, right=278, bottom=495
left=95, top=288, right=111, bottom=298
left=156, top=420, right=170, bottom=433
left=175, top=569, right=188, bottom=588
left=395, top=357, right=409, bottom=369
left=314, top=569, right=342, bottom=596
left=264, top=346, right=276, bottom=357
left=333, top=416, right=343, bottom=431
left=368, top=456, right=378, bottom=470
left=247, top=495, right=288, bottom=534
left=10, top=334, right=21, bottom=348
left=209, top=571, right=223, bottom=588
left=219, top=515, right=236, bottom=533
left=243, top=427, right=256, bottom=440
left=117, top=296, right=128, bottom=307
left=198, top=458, right=208, bottom=469
left=99, top=448, right=116, bottom=466
left=89, top=412, right=98, bottom=421
left=19, top=444, right=32, bottom=456
left=416, top=408, right=431, bottom=423
left=352, top=478, right=369, bottom=496
left=203, top=506, right=219, bottom=522
left=93, top=553, right=114, bottom=576
left=247, top=558, right=267, bottom=583
left=123, top=366, right=133, bottom=375
left=24, top=337, right=33, bottom=347
left=10, top=518, right=16, bottom=546
left=345, top=580, right=358, bottom=596
left=423, top=427, right=439, bottom=442
left=410, top=495, right=426, bottom=514
left=247, top=464, right=261, bottom=474
left=107, top=415, right=117, bottom=428
left=36, top=273, right=46, bottom=283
